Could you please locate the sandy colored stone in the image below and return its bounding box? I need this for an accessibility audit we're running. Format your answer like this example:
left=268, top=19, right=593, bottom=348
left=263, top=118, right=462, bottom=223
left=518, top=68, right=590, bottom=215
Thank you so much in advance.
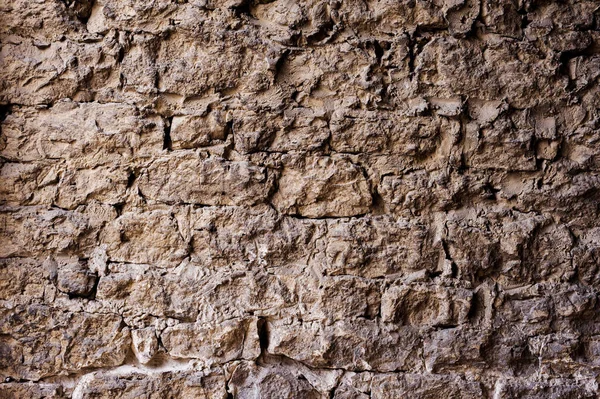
left=0, top=101, right=163, bottom=166
left=228, top=360, right=331, bottom=399
left=311, top=215, right=438, bottom=278
left=100, top=209, right=189, bottom=267
left=370, top=373, right=483, bottom=399
left=0, top=382, right=66, bottom=399
left=138, top=152, right=275, bottom=206
left=272, top=155, right=372, bottom=218
left=170, top=112, right=228, bottom=150
left=0, top=206, right=94, bottom=258
left=190, top=204, right=317, bottom=270
left=131, top=327, right=158, bottom=364
left=1, top=0, right=600, bottom=396
left=0, top=305, right=130, bottom=381
left=161, top=317, right=260, bottom=364
left=381, top=283, right=472, bottom=327
left=267, top=319, right=422, bottom=372
left=72, top=369, right=227, bottom=399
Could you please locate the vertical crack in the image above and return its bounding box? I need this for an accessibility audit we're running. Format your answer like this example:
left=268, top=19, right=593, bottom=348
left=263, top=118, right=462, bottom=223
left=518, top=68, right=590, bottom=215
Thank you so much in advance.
left=163, top=116, right=173, bottom=151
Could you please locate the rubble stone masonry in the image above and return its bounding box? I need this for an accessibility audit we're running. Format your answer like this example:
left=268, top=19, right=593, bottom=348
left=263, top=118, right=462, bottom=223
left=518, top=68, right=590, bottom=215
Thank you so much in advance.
left=1, top=0, right=600, bottom=397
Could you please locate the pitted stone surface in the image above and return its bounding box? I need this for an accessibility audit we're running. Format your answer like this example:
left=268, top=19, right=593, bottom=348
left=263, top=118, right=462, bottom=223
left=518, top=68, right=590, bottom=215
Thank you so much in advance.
left=1, top=0, right=600, bottom=397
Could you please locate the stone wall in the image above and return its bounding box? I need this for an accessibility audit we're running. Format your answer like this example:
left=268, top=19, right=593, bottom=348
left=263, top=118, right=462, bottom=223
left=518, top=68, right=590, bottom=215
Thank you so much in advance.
left=1, top=0, right=600, bottom=397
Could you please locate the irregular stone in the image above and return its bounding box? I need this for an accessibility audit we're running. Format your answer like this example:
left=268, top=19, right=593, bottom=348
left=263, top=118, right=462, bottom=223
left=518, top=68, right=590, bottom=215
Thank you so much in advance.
left=0, top=163, right=129, bottom=209
left=272, top=155, right=372, bottom=218
left=96, top=267, right=200, bottom=322
left=573, top=227, right=600, bottom=287
left=161, top=317, right=260, bottom=364
left=0, top=101, right=164, bottom=166
left=416, top=37, right=568, bottom=109
left=170, top=112, right=228, bottom=150
left=311, top=215, right=438, bottom=278
left=329, top=110, right=459, bottom=156
left=72, top=368, right=227, bottom=399
left=54, top=166, right=129, bottom=210
left=156, top=31, right=268, bottom=97
left=228, top=360, right=334, bottom=399
left=481, top=0, right=523, bottom=37
left=267, top=319, right=422, bottom=372
left=0, top=382, right=66, bottom=399
left=381, top=283, right=472, bottom=327
left=0, top=304, right=130, bottom=381
left=0, top=206, right=93, bottom=258
left=228, top=109, right=285, bottom=154
left=138, top=152, right=275, bottom=206
left=54, top=257, right=97, bottom=297
left=0, top=37, right=122, bottom=105
left=332, top=372, right=373, bottom=399
left=274, top=43, right=381, bottom=109
left=463, top=117, right=536, bottom=172
left=0, top=258, right=51, bottom=303
left=336, top=0, right=447, bottom=38
left=131, top=327, right=158, bottom=364
left=191, top=204, right=317, bottom=270
left=444, top=208, right=552, bottom=285
left=423, top=327, right=489, bottom=372
left=315, top=276, right=381, bottom=321
left=370, top=373, right=483, bottom=399
left=378, top=169, right=493, bottom=214
left=97, top=265, right=296, bottom=323
left=584, top=335, right=600, bottom=366
left=87, top=0, right=182, bottom=34
left=528, top=332, right=580, bottom=364
left=0, top=0, right=85, bottom=40
left=268, top=107, right=330, bottom=152
left=100, top=209, right=189, bottom=268
left=0, top=163, right=57, bottom=207
left=493, top=378, right=597, bottom=399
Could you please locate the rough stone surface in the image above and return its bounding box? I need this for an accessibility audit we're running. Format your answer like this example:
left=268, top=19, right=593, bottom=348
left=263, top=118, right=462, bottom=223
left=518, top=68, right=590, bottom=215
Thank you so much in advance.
left=1, top=0, right=600, bottom=397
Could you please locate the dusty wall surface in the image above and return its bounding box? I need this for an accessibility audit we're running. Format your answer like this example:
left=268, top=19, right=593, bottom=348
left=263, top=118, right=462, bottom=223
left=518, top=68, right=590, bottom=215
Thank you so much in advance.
left=1, top=0, right=600, bottom=397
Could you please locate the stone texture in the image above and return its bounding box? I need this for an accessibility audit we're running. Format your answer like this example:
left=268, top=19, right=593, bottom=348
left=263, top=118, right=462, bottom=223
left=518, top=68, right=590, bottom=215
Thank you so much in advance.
left=2, top=0, right=600, bottom=397
left=272, top=155, right=372, bottom=218
left=370, top=373, right=483, bottom=398
left=100, top=209, right=189, bottom=267
left=138, top=152, right=275, bottom=206
left=71, top=368, right=228, bottom=399
left=0, top=305, right=130, bottom=381
left=161, top=317, right=261, bottom=363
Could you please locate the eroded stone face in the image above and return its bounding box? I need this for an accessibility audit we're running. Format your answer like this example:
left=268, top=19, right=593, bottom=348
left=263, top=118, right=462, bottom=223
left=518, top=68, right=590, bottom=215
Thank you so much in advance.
left=272, top=155, right=372, bottom=218
left=137, top=152, right=275, bottom=206
left=0, top=305, right=130, bottom=381
left=1, top=0, right=600, bottom=397
left=71, top=369, right=229, bottom=399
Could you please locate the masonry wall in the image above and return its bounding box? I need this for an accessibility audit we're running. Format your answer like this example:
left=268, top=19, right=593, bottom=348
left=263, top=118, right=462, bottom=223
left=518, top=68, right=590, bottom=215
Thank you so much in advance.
left=1, top=0, right=600, bottom=398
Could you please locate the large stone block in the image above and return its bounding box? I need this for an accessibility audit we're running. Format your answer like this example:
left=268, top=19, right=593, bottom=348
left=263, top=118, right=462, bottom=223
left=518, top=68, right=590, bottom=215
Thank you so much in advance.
left=1, top=102, right=163, bottom=166
left=0, top=305, right=130, bottom=381
left=272, top=155, right=372, bottom=218
left=138, top=152, right=275, bottom=206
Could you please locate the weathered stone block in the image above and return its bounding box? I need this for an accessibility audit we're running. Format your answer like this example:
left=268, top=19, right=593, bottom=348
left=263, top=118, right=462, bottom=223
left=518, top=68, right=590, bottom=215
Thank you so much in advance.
left=370, top=373, right=483, bottom=399
left=381, top=283, right=472, bottom=327
left=100, top=210, right=189, bottom=267
left=0, top=305, right=130, bottom=380
left=138, top=152, right=275, bottom=206
left=0, top=102, right=163, bottom=166
left=272, top=155, right=372, bottom=218
left=161, top=317, right=260, bottom=364
left=72, top=369, right=228, bottom=399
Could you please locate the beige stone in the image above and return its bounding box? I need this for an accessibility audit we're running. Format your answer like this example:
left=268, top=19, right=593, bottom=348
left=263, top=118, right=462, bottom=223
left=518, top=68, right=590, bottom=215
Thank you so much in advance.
left=1, top=1, right=599, bottom=396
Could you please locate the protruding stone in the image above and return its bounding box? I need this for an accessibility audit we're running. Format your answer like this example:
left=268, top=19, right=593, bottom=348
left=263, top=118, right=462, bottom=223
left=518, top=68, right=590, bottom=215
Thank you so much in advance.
left=272, top=156, right=372, bottom=218
left=131, top=327, right=158, bottom=364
